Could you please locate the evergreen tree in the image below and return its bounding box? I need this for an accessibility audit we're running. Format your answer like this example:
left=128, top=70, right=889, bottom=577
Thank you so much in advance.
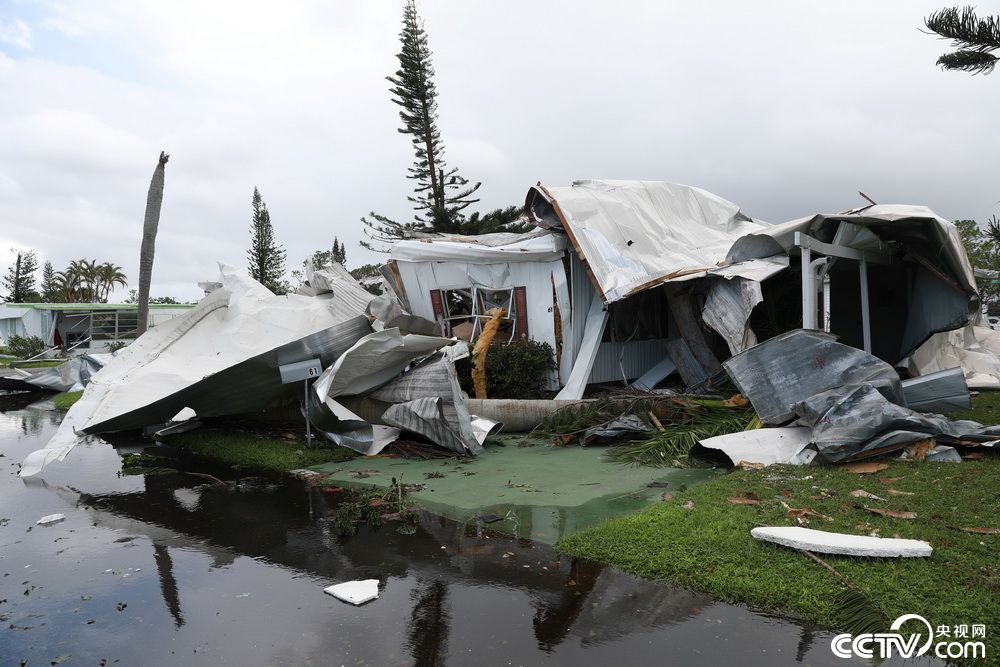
left=361, top=0, right=481, bottom=251
left=3, top=250, right=39, bottom=302
left=925, top=6, right=1000, bottom=74
left=40, top=261, right=58, bottom=303
left=332, top=237, right=347, bottom=265
left=247, top=187, right=287, bottom=294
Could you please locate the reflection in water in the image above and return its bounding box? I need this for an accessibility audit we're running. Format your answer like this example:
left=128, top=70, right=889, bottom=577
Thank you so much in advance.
left=1, top=402, right=857, bottom=666
left=153, top=544, right=184, bottom=628
left=79, top=470, right=723, bottom=657
left=406, top=579, right=451, bottom=667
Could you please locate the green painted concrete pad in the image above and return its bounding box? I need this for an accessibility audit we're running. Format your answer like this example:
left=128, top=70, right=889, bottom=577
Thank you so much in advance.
left=310, top=436, right=723, bottom=545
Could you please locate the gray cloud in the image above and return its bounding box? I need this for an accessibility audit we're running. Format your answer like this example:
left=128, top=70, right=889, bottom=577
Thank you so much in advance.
left=1, top=1, right=998, bottom=301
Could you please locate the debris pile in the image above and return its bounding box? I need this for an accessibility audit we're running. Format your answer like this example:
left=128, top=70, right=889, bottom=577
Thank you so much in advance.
left=14, top=179, right=1000, bottom=477
left=19, top=263, right=493, bottom=476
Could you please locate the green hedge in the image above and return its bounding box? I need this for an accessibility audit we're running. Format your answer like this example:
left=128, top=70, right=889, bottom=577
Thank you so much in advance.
left=457, top=340, right=556, bottom=399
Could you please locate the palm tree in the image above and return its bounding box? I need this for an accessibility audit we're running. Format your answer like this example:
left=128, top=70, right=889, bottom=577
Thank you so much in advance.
left=65, top=259, right=100, bottom=302
left=137, top=152, right=169, bottom=336
left=98, top=263, right=128, bottom=302
left=52, top=271, right=76, bottom=303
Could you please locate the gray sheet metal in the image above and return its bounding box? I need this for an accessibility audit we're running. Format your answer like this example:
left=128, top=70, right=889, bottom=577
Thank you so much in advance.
left=306, top=392, right=401, bottom=455
left=81, top=316, right=372, bottom=434
left=726, top=206, right=979, bottom=361
left=365, top=295, right=440, bottom=336
left=368, top=352, right=480, bottom=454
left=901, top=367, right=971, bottom=413
left=793, top=382, right=997, bottom=463
left=381, top=397, right=470, bottom=454
left=723, top=329, right=905, bottom=425
left=701, top=277, right=762, bottom=355
left=0, top=355, right=107, bottom=393
left=525, top=180, right=769, bottom=303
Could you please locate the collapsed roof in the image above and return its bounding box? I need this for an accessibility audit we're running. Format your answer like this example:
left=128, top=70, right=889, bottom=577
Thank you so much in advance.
left=524, top=180, right=788, bottom=302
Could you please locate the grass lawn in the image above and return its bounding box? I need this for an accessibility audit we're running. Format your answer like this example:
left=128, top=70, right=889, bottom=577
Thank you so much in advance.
left=170, top=430, right=357, bottom=473
left=4, top=359, right=66, bottom=369
left=53, top=390, right=83, bottom=409
left=558, top=393, right=1000, bottom=656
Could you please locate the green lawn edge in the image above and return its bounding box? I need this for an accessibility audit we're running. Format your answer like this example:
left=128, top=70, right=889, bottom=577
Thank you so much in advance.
left=557, top=394, right=1000, bottom=656
left=169, top=430, right=357, bottom=473
left=53, top=390, right=83, bottom=409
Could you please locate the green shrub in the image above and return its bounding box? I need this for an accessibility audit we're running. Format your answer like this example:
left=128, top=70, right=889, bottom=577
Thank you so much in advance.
left=107, top=341, right=129, bottom=353
left=458, top=340, right=556, bottom=399
left=6, top=334, right=45, bottom=359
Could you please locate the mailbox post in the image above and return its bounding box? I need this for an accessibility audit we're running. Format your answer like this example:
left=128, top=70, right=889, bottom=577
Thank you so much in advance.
left=278, top=358, right=323, bottom=446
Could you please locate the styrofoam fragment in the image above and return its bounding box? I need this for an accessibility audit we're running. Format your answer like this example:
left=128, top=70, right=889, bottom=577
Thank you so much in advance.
left=36, top=513, right=66, bottom=526
left=323, top=579, right=379, bottom=605
left=751, top=526, right=932, bottom=558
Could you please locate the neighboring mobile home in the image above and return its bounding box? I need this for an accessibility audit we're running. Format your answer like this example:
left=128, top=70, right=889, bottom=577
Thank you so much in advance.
left=0, top=302, right=195, bottom=352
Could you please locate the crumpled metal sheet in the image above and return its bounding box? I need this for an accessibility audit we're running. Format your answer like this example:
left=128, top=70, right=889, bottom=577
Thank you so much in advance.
left=21, top=265, right=374, bottom=477
left=525, top=180, right=771, bottom=303
left=579, top=414, right=651, bottom=446
left=723, top=329, right=905, bottom=425
left=366, top=294, right=440, bottom=336
left=306, top=391, right=401, bottom=456
left=900, top=367, right=971, bottom=413
left=0, top=354, right=107, bottom=393
left=368, top=352, right=480, bottom=455
left=312, top=328, right=454, bottom=399
left=701, top=278, right=762, bottom=355
left=381, top=397, right=472, bottom=454
left=792, top=382, right=1000, bottom=463
left=295, top=262, right=375, bottom=322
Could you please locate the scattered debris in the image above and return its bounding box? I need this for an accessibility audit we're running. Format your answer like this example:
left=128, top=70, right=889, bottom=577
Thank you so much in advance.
left=750, top=526, right=932, bottom=557
left=848, top=489, right=885, bottom=501
left=956, top=527, right=1000, bottom=535
left=324, top=579, right=379, bottom=605
left=862, top=506, right=917, bottom=520
left=727, top=492, right=760, bottom=506
left=886, top=489, right=915, bottom=497
left=700, top=427, right=813, bottom=467
left=781, top=502, right=833, bottom=523
left=36, top=514, right=65, bottom=526
left=840, top=462, right=889, bottom=475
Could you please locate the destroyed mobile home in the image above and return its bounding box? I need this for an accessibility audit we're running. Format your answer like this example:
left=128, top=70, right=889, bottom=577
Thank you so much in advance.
left=17, top=179, right=1000, bottom=477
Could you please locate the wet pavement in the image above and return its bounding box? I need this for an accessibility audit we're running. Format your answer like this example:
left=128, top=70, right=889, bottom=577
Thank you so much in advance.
left=0, top=393, right=875, bottom=666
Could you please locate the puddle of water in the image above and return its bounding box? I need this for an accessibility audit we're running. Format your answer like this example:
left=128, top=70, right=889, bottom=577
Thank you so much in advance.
left=0, top=394, right=897, bottom=666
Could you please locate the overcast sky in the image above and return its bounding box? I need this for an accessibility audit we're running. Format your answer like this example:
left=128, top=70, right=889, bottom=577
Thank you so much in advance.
left=1, top=1, right=999, bottom=301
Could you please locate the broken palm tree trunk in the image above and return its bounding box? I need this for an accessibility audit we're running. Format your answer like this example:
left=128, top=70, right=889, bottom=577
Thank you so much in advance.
left=472, top=308, right=505, bottom=399
left=137, top=151, right=169, bottom=337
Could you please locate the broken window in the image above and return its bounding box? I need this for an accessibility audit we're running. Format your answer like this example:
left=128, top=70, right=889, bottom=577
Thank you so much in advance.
left=603, top=290, right=669, bottom=342
left=430, top=287, right=528, bottom=342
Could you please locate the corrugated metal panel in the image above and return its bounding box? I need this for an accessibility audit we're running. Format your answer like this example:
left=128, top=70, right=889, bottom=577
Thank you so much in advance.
left=83, top=316, right=373, bottom=434
left=568, top=252, right=596, bottom=368
left=588, top=339, right=670, bottom=384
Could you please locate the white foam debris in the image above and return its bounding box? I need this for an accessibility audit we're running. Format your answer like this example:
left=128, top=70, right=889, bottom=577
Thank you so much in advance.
left=36, top=513, right=66, bottom=526
left=323, top=579, right=380, bottom=605
left=751, top=526, right=932, bottom=558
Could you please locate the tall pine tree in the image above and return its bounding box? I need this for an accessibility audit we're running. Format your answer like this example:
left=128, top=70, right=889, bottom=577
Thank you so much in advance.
left=361, top=0, right=482, bottom=251
left=247, top=187, right=287, bottom=294
left=332, top=237, right=347, bottom=265
left=40, top=261, right=58, bottom=303
left=3, top=250, right=39, bottom=302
